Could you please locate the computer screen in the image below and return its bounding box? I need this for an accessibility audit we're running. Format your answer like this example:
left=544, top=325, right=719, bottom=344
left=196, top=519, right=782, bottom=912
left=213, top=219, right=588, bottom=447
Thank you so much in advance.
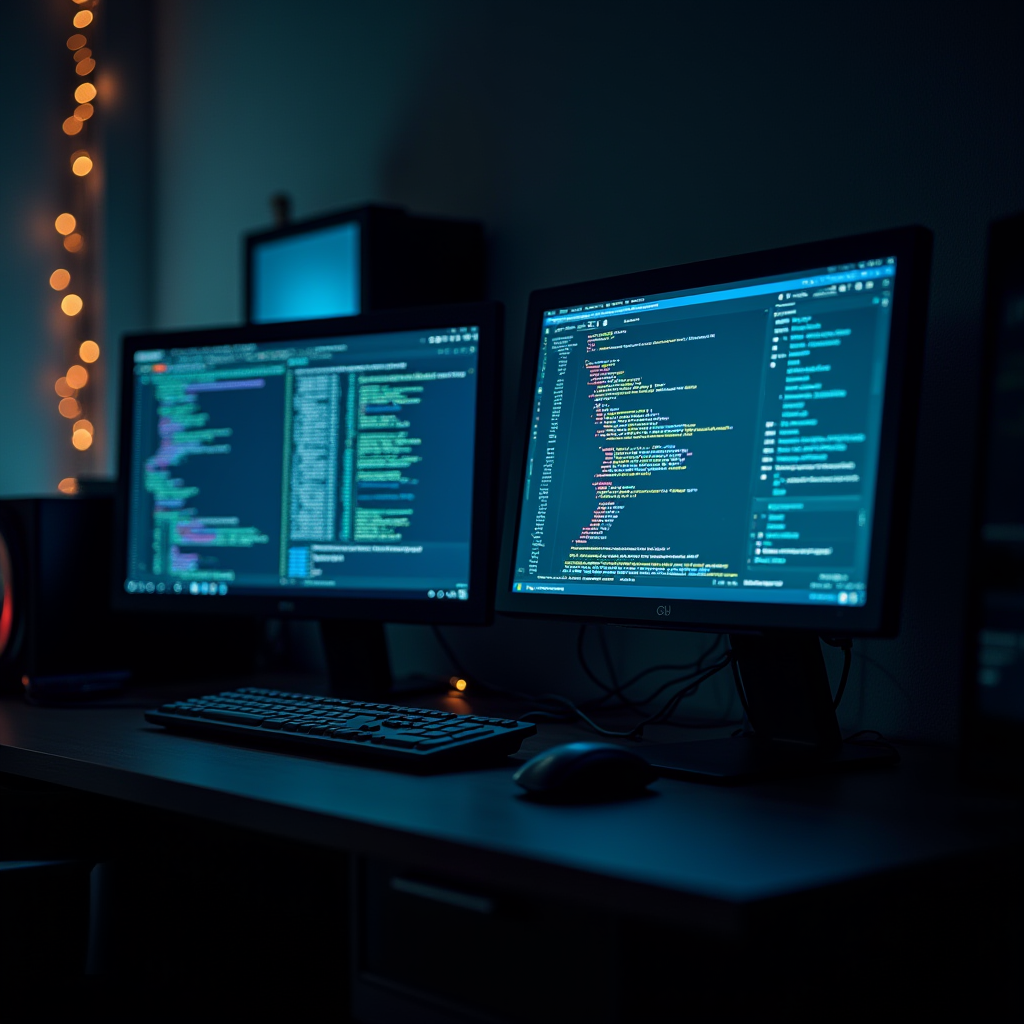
left=250, top=220, right=361, bottom=323
left=498, top=228, right=931, bottom=635
left=116, top=305, right=501, bottom=624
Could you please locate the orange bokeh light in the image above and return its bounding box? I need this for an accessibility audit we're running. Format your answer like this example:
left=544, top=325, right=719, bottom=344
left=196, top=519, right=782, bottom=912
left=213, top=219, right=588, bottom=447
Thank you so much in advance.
left=61, top=294, right=84, bottom=316
left=59, top=397, right=82, bottom=419
left=55, top=213, right=77, bottom=235
left=75, top=58, right=96, bottom=76
left=66, top=365, right=89, bottom=389
left=55, top=377, right=76, bottom=399
left=71, top=155, right=93, bottom=176
left=57, top=477, right=79, bottom=495
left=63, top=116, right=83, bottom=136
left=72, top=429, right=93, bottom=451
left=75, top=82, right=97, bottom=104
left=49, top=269, right=71, bottom=291
left=74, top=48, right=92, bottom=64
left=74, top=103, right=94, bottom=121
left=64, top=233, right=84, bottom=253
left=73, top=419, right=94, bottom=436
left=73, top=11, right=94, bottom=28
left=67, top=34, right=87, bottom=51
left=79, top=340, right=100, bottom=363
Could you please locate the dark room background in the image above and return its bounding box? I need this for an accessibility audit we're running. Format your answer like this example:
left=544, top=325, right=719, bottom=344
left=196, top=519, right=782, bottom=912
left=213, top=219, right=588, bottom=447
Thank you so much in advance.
left=2, top=0, right=1022, bottom=743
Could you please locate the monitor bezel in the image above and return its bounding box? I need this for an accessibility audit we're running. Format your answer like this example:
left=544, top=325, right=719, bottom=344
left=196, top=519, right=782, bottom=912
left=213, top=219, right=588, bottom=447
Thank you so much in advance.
left=114, top=301, right=503, bottom=625
left=495, top=227, right=932, bottom=636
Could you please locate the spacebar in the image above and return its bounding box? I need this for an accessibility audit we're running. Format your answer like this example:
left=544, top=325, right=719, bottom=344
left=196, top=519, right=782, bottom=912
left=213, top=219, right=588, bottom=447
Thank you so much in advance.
left=198, top=709, right=266, bottom=725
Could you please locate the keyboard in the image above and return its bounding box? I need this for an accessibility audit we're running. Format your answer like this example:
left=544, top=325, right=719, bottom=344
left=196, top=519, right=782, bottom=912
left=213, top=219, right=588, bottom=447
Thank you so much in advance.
left=146, top=688, right=537, bottom=771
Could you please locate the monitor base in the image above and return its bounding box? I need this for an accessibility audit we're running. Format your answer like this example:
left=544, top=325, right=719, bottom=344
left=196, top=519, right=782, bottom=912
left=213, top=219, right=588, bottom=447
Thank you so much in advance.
left=644, top=734, right=898, bottom=785
left=320, top=620, right=393, bottom=699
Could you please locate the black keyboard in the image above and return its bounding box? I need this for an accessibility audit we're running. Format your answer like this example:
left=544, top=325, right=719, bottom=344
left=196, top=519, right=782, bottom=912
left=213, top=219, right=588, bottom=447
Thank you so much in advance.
left=146, top=688, right=536, bottom=771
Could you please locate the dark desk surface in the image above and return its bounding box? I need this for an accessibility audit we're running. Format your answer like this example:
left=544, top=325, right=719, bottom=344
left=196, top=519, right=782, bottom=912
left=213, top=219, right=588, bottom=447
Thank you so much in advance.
left=1, top=683, right=1019, bottom=932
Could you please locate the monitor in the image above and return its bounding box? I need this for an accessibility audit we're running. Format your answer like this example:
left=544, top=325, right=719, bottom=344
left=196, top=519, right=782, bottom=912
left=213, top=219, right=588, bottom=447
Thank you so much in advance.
left=249, top=219, right=361, bottom=324
left=496, top=227, right=932, bottom=780
left=115, top=303, right=502, bottom=695
left=245, top=206, right=487, bottom=325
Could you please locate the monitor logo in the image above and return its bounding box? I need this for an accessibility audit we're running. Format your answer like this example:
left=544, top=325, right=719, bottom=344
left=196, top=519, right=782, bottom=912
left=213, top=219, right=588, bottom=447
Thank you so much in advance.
left=656, top=604, right=672, bottom=617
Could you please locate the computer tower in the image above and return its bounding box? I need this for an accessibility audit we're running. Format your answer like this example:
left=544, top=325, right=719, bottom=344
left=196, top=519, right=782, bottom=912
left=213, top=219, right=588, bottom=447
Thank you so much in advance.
left=0, top=496, right=118, bottom=689
left=0, top=496, right=261, bottom=693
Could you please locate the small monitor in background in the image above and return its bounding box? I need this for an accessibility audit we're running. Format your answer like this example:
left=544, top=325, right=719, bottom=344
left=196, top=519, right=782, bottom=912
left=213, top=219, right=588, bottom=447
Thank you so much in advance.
left=116, top=303, right=503, bottom=697
left=251, top=219, right=361, bottom=323
left=497, top=227, right=932, bottom=782
left=245, top=205, right=487, bottom=325
left=964, top=211, right=1024, bottom=790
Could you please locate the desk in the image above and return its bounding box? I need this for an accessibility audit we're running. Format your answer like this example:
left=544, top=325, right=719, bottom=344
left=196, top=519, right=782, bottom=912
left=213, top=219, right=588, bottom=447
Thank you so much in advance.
left=0, top=683, right=1021, bottom=1020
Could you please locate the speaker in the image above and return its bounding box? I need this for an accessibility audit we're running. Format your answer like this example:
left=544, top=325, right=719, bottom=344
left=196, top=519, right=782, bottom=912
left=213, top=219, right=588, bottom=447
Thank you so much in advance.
left=0, top=495, right=261, bottom=692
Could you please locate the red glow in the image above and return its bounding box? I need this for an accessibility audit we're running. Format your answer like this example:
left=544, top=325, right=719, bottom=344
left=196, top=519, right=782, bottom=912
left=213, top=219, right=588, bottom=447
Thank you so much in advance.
left=0, top=535, right=14, bottom=658
left=152, top=363, right=167, bottom=373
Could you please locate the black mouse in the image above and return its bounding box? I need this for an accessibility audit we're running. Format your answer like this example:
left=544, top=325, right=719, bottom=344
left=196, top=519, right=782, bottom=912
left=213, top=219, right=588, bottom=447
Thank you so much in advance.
left=513, top=742, right=658, bottom=803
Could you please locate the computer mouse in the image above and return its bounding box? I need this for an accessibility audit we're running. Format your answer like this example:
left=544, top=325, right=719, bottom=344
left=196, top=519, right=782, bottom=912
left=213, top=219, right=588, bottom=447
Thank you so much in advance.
left=513, top=742, right=658, bottom=803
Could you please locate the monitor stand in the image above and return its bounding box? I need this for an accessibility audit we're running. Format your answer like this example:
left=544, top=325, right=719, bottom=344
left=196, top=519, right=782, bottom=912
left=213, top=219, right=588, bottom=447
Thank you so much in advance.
left=644, top=632, right=898, bottom=784
left=319, top=620, right=393, bottom=700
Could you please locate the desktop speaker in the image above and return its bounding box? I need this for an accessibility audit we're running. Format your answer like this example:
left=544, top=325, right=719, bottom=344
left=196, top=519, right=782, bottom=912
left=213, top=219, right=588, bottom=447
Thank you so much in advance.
left=0, top=495, right=261, bottom=692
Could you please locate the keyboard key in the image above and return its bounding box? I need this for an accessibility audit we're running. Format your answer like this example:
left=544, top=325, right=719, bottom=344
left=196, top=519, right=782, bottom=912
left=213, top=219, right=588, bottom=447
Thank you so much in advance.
left=199, top=709, right=266, bottom=725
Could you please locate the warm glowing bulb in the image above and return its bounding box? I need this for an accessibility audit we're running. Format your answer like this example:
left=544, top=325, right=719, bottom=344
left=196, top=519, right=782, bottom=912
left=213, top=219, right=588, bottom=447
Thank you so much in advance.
left=75, top=58, right=96, bottom=76
left=61, top=293, right=83, bottom=316
left=67, top=34, right=87, bottom=51
left=49, top=269, right=71, bottom=290
left=55, top=377, right=75, bottom=398
left=71, top=155, right=93, bottom=176
left=57, top=477, right=79, bottom=495
left=454, top=678, right=468, bottom=692
left=75, top=82, right=97, bottom=103
left=59, top=397, right=82, bottom=419
left=55, top=213, right=76, bottom=235
left=72, top=428, right=93, bottom=451
left=73, top=419, right=94, bottom=436
left=63, top=116, right=83, bottom=136
left=73, top=11, right=93, bottom=28
left=64, top=233, right=84, bottom=253
left=73, top=48, right=92, bottom=64
left=74, top=103, right=94, bottom=121
left=79, top=340, right=100, bottom=363
left=66, top=364, right=89, bottom=389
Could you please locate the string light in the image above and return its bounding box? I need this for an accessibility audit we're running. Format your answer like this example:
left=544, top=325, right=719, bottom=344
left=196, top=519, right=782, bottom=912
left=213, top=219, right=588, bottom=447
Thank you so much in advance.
left=54, top=1, right=102, bottom=492
left=71, top=152, right=93, bottom=176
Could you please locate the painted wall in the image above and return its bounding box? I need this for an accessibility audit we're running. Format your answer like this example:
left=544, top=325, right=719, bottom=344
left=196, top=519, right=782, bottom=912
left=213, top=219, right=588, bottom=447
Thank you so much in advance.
left=0, top=3, right=75, bottom=495
left=150, top=0, right=1024, bottom=741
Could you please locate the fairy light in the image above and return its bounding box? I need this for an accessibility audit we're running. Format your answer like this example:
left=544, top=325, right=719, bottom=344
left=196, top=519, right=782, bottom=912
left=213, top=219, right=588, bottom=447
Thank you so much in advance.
left=53, top=1, right=103, bottom=493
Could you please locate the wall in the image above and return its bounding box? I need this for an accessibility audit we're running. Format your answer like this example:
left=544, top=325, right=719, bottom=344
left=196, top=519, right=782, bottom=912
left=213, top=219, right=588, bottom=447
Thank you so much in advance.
left=150, top=0, right=1024, bottom=741
left=0, top=3, right=76, bottom=495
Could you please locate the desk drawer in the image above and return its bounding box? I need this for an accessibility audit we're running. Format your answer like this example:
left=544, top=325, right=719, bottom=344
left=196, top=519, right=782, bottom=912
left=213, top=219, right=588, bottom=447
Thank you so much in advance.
left=353, top=857, right=619, bottom=1023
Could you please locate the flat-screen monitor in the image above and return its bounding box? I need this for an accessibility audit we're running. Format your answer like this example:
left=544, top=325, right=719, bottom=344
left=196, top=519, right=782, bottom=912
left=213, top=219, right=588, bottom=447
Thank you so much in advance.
left=497, top=228, right=932, bottom=780
left=115, top=303, right=502, bottom=641
left=249, top=219, right=361, bottom=324
left=245, top=206, right=487, bottom=326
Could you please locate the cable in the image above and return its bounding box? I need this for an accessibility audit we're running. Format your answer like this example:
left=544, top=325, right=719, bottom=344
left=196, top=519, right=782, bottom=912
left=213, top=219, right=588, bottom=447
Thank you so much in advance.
left=432, top=625, right=736, bottom=740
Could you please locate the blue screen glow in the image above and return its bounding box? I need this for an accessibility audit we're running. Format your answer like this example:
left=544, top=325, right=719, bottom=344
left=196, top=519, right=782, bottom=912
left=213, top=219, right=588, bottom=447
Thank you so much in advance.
left=252, top=221, right=361, bottom=323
